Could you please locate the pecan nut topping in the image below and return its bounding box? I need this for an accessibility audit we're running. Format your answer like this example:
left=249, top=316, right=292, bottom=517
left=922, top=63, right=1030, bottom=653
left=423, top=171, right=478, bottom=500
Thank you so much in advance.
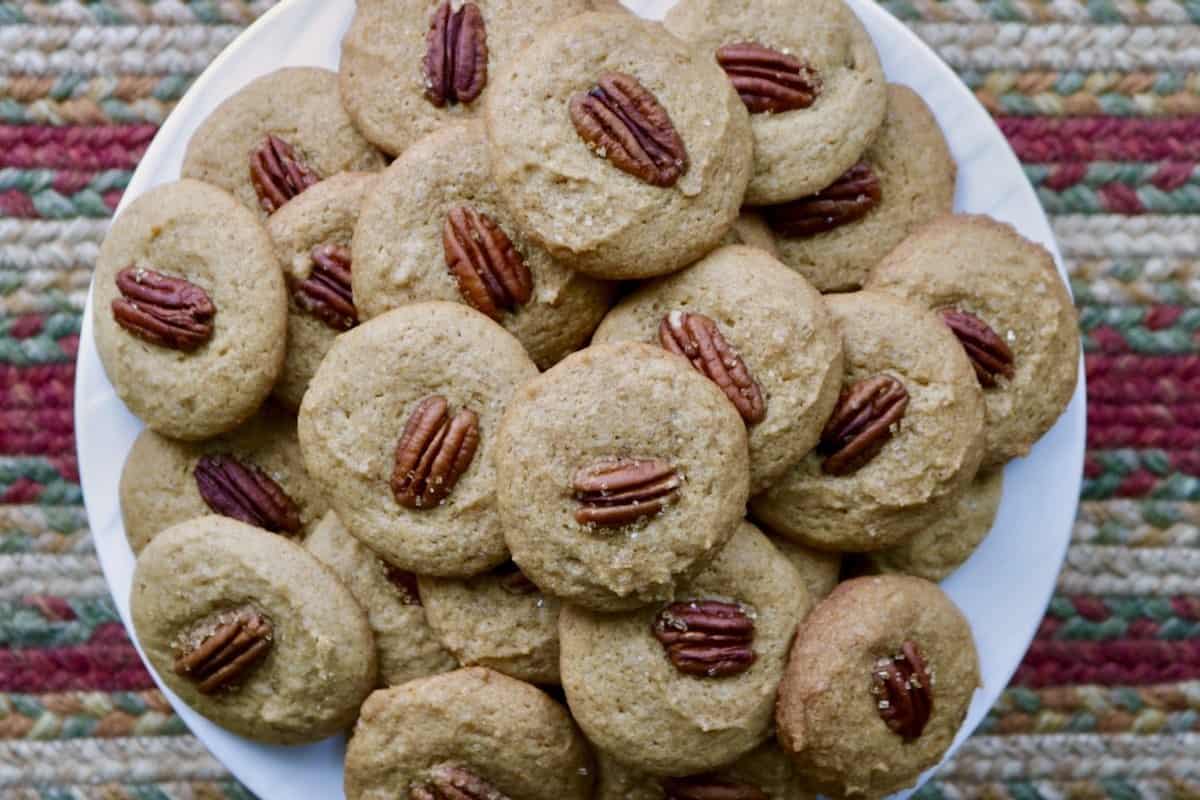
left=294, top=244, right=357, bottom=331
left=872, top=640, right=933, bottom=740
left=392, top=395, right=480, bottom=509
left=174, top=609, right=272, bottom=695
left=194, top=454, right=302, bottom=535
left=423, top=0, right=488, bottom=108
left=249, top=134, right=320, bottom=214
left=763, top=161, right=882, bottom=238
left=443, top=206, right=534, bottom=320
left=572, top=457, right=681, bottom=527
left=493, top=560, right=538, bottom=595
left=652, top=600, right=757, bottom=678
left=662, top=775, right=769, bottom=800
left=716, top=42, right=821, bottom=114
left=412, top=764, right=511, bottom=800
left=659, top=311, right=766, bottom=425
left=940, top=309, right=1015, bottom=388
left=385, top=564, right=422, bottom=606
left=112, top=266, right=216, bottom=351
left=569, top=71, right=689, bottom=188
left=818, top=375, right=909, bottom=476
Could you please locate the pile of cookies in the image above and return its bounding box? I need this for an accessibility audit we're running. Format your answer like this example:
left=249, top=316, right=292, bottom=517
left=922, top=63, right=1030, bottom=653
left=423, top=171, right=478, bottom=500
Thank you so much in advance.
left=95, top=0, right=1081, bottom=797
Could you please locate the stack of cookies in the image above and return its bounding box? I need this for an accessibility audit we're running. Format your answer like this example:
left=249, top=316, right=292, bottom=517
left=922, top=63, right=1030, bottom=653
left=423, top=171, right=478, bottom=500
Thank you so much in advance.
left=96, top=0, right=1081, bottom=797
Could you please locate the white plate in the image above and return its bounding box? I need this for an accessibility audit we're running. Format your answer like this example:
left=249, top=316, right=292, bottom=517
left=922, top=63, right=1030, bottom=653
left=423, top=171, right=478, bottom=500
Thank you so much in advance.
left=75, top=1, right=1086, bottom=797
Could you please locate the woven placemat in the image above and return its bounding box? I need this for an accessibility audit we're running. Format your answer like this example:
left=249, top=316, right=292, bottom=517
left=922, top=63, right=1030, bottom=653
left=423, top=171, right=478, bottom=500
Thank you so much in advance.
left=2, top=0, right=1198, bottom=797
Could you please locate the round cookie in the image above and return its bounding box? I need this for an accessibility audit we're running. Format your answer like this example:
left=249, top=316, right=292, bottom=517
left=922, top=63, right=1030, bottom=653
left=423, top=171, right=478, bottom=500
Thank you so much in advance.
left=775, top=575, right=981, bottom=798
left=305, top=512, right=457, bottom=686
left=767, top=84, right=957, bottom=292
left=339, top=0, right=590, bottom=157
left=418, top=561, right=561, bottom=684
left=664, top=0, right=887, bottom=206
left=866, top=214, right=1080, bottom=468
left=591, top=244, right=843, bottom=493
left=750, top=291, right=985, bottom=552
left=266, top=171, right=376, bottom=410
left=595, top=745, right=813, bottom=800
left=560, top=522, right=808, bottom=775
left=119, top=403, right=327, bottom=554
left=93, top=179, right=286, bottom=440
left=130, top=516, right=376, bottom=744
left=181, top=68, right=383, bottom=220
left=298, top=302, right=538, bottom=577
left=344, top=668, right=593, bottom=800
left=485, top=12, right=754, bottom=279
left=352, top=121, right=614, bottom=370
left=495, top=342, right=750, bottom=612
left=724, top=210, right=779, bottom=256
left=769, top=535, right=842, bottom=604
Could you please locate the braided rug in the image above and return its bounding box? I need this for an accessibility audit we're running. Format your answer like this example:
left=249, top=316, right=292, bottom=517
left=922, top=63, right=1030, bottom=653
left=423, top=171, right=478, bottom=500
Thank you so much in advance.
left=2, top=0, right=1199, bottom=797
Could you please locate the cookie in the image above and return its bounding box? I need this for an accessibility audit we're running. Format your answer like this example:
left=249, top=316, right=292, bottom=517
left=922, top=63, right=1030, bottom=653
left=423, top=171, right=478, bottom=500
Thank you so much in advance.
left=868, top=468, right=1003, bottom=581
left=266, top=171, right=376, bottom=410
left=351, top=121, right=614, bottom=370
left=664, top=0, right=887, bottom=206
left=767, top=84, right=957, bottom=292
left=304, top=512, right=457, bottom=686
left=181, top=68, right=384, bottom=221
left=560, top=521, right=808, bottom=775
left=344, top=667, right=593, bottom=800
left=130, top=515, right=376, bottom=744
left=769, top=535, right=842, bottom=604
left=418, top=560, right=561, bottom=684
left=298, top=302, right=538, bottom=577
left=93, top=179, right=286, bottom=440
left=591, top=244, right=843, bottom=493
left=724, top=210, right=779, bottom=256
left=495, top=342, right=750, bottom=612
left=775, top=575, right=980, bottom=798
left=118, top=403, right=326, bottom=554
left=595, top=744, right=812, bottom=800
left=339, top=0, right=590, bottom=157
left=750, top=291, right=985, bottom=552
left=485, top=12, right=754, bottom=279
left=866, top=213, right=1080, bottom=467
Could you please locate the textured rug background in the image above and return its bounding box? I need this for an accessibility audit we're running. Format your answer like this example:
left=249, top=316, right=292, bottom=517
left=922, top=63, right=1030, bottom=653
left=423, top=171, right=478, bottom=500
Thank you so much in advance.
left=2, top=0, right=1199, bottom=797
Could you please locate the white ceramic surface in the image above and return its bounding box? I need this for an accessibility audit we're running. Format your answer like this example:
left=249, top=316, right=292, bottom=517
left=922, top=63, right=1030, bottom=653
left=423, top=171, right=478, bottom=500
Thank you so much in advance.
left=74, top=0, right=1087, bottom=797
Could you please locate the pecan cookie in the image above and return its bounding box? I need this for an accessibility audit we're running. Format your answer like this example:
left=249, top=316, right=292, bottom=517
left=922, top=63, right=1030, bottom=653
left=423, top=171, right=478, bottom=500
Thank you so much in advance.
left=352, top=121, right=613, bottom=370
left=776, top=575, right=980, bottom=798
left=664, top=0, right=887, bottom=206
left=769, top=535, right=842, bottom=604
left=560, top=522, right=808, bottom=775
left=93, top=179, right=286, bottom=440
left=266, top=171, right=375, bottom=410
left=181, top=68, right=383, bottom=221
left=591, top=244, right=843, bottom=493
left=485, top=12, right=754, bottom=279
left=766, top=84, right=956, bottom=292
left=305, top=512, right=457, bottom=686
left=130, top=515, right=376, bottom=744
left=596, top=745, right=812, bottom=800
left=344, top=668, right=593, bottom=800
left=750, top=291, right=985, bottom=552
left=339, top=0, right=590, bottom=157
left=866, top=214, right=1080, bottom=467
left=298, top=302, right=537, bottom=577
left=723, top=211, right=779, bottom=257
left=495, top=342, right=750, bottom=612
left=119, top=403, right=326, bottom=554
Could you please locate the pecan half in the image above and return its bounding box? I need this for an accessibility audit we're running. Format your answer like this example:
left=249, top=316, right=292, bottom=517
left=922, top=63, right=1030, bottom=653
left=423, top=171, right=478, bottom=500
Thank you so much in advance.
left=174, top=609, right=272, bottom=695
left=569, top=71, right=689, bottom=188
left=493, top=560, right=538, bottom=595
left=763, top=161, right=882, bottom=238
left=572, top=457, right=681, bottom=527
left=652, top=600, right=757, bottom=678
left=423, top=0, right=488, bottom=108
left=872, top=640, right=933, bottom=740
left=818, top=375, right=909, bottom=476
left=443, top=206, right=533, bottom=320
left=716, top=42, right=821, bottom=114
left=940, top=309, right=1015, bottom=388
left=194, top=454, right=302, bottom=535
left=659, top=311, right=766, bottom=425
left=662, top=775, right=769, bottom=800
left=385, top=564, right=422, bottom=606
left=294, top=244, right=356, bottom=331
left=392, top=395, right=480, bottom=510
left=112, top=267, right=215, bottom=351
left=412, top=765, right=511, bottom=800
left=249, top=134, right=320, bottom=214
